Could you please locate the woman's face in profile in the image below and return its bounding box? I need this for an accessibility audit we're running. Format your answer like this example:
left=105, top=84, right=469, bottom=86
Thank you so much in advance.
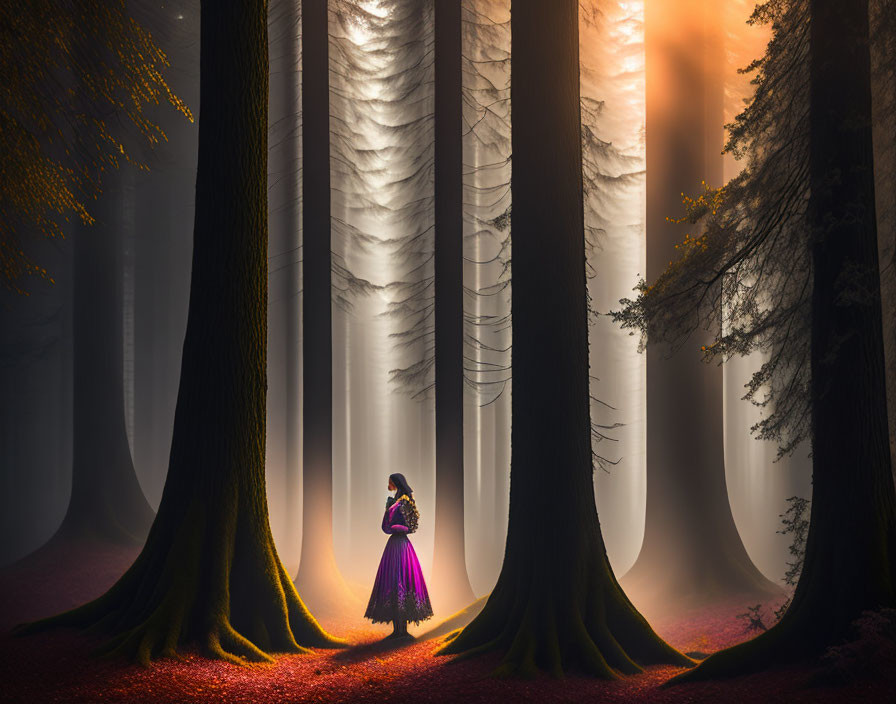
left=388, top=478, right=396, bottom=491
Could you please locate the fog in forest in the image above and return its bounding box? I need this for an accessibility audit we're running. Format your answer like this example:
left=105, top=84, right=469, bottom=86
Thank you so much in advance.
left=5, top=0, right=853, bottom=620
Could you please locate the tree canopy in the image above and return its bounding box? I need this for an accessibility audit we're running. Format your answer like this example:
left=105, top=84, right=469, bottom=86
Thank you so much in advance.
left=0, top=0, right=190, bottom=292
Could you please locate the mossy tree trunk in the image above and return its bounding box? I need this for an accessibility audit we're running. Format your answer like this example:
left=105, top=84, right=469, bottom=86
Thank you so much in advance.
left=430, top=0, right=476, bottom=615
left=439, top=0, right=691, bottom=677
left=18, top=0, right=342, bottom=665
left=674, top=0, right=896, bottom=681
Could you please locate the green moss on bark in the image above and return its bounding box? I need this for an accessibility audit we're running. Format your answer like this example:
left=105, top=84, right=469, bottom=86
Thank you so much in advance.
left=16, top=0, right=343, bottom=665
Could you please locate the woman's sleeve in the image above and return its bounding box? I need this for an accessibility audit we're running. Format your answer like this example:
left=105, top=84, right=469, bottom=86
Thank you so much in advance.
left=389, top=501, right=410, bottom=534
left=381, top=508, right=393, bottom=534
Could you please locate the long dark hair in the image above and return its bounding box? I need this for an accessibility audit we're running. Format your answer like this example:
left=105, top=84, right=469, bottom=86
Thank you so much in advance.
left=389, top=473, right=413, bottom=498
left=389, top=473, right=419, bottom=533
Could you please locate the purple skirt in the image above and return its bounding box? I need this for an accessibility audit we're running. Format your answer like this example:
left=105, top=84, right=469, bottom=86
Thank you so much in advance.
left=364, top=534, right=433, bottom=624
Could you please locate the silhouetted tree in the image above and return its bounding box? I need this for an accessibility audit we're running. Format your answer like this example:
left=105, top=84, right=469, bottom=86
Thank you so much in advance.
left=295, top=0, right=359, bottom=613
left=430, top=0, right=476, bottom=614
left=18, top=0, right=343, bottom=664
left=616, top=0, right=896, bottom=679
left=265, top=0, right=303, bottom=572
left=58, top=181, right=155, bottom=545
left=440, top=0, right=691, bottom=677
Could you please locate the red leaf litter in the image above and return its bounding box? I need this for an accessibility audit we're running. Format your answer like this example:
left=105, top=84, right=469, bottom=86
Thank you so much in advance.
left=1, top=543, right=893, bottom=704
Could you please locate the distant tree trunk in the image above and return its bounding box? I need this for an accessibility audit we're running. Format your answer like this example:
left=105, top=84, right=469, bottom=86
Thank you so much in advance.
left=0, top=243, right=71, bottom=566
left=296, top=0, right=357, bottom=613
left=430, top=0, right=476, bottom=614
left=19, top=0, right=342, bottom=664
left=677, top=0, right=896, bottom=680
left=133, top=0, right=197, bottom=511
left=440, top=0, right=691, bottom=677
left=266, top=0, right=303, bottom=573
left=623, top=0, right=780, bottom=611
left=45, top=2, right=158, bottom=546
left=57, top=180, right=154, bottom=545
left=134, top=166, right=193, bottom=506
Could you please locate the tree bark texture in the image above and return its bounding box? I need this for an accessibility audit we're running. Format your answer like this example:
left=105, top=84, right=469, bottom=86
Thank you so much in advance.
left=18, top=0, right=342, bottom=664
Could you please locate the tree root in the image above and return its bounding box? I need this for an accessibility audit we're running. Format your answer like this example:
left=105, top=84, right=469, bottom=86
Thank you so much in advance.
left=438, top=582, right=693, bottom=679
left=665, top=614, right=793, bottom=686
left=14, top=497, right=345, bottom=666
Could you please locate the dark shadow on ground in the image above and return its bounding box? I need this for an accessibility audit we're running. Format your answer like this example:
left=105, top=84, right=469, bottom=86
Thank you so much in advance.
left=331, top=635, right=418, bottom=664
left=418, top=595, right=487, bottom=642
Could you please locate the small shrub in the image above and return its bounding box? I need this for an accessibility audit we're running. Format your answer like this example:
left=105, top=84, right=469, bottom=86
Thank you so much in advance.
left=737, top=604, right=769, bottom=634
left=815, top=609, right=896, bottom=685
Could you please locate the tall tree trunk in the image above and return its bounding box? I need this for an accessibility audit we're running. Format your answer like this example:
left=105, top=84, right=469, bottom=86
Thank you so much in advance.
left=676, top=0, right=896, bottom=680
left=58, top=180, right=154, bottom=544
left=266, top=0, right=303, bottom=573
left=623, top=0, right=780, bottom=611
left=19, top=0, right=342, bottom=664
left=431, top=0, right=476, bottom=614
left=296, top=0, right=356, bottom=613
left=870, top=0, right=896, bottom=475
left=0, top=240, right=71, bottom=565
left=440, top=0, right=690, bottom=677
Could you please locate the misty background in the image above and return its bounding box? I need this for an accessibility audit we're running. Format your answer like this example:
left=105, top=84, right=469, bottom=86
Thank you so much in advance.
left=12, top=0, right=887, bottom=612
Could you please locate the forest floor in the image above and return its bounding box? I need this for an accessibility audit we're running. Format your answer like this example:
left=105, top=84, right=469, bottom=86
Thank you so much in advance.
left=1, top=543, right=893, bottom=704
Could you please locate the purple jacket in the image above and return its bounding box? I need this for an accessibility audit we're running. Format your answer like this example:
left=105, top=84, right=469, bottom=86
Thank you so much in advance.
left=382, top=497, right=410, bottom=535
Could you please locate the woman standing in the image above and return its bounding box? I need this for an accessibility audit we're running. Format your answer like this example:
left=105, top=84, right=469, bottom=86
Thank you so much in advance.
left=364, top=473, right=433, bottom=638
